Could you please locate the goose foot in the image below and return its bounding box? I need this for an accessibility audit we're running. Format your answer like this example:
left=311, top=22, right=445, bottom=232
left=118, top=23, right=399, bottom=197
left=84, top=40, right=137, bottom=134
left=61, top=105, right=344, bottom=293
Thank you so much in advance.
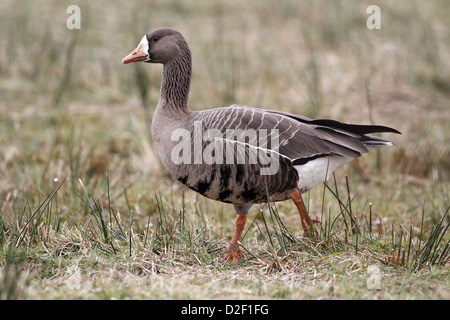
left=223, top=246, right=245, bottom=264
left=289, top=188, right=320, bottom=237
left=302, top=218, right=321, bottom=237
left=223, top=214, right=247, bottom=263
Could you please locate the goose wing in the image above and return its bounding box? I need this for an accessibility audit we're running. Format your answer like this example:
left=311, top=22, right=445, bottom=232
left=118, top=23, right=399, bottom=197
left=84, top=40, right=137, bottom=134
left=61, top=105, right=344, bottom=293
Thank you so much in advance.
left=198, top=104, right=400, bottom=165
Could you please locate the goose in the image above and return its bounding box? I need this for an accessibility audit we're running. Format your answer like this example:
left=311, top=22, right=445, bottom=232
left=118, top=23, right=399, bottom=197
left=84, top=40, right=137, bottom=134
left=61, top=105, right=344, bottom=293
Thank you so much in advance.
left=122, top=27, right=400, bottom=263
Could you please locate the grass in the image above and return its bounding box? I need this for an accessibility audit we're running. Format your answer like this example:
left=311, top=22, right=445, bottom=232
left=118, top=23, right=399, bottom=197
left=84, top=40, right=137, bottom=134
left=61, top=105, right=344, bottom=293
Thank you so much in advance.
left=0, top=0, right=449, bottom=299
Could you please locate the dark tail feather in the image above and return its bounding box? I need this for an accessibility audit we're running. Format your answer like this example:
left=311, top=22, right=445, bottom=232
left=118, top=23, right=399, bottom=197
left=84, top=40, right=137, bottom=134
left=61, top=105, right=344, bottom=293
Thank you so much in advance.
left=267, top=110, right=401, bottom=135
left=303, top=118, right=401, bottom=135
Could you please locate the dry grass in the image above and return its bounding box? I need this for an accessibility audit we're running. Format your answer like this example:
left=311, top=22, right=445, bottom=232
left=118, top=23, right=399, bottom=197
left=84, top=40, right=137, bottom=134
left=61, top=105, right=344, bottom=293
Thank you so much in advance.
left=0, top=0, right=449, bottom=300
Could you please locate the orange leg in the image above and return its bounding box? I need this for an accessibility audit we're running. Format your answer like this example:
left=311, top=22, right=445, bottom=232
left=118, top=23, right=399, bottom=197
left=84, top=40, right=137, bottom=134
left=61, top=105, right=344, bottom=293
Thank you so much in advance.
left=289, top=188, right=319, bottom=236
left=223, top=214, right=247, bottom=263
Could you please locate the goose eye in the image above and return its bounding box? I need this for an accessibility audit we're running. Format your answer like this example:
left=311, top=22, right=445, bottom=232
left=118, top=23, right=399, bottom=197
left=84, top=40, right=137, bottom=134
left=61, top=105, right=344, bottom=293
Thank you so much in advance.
left=151, top=36, right=160, bottom=43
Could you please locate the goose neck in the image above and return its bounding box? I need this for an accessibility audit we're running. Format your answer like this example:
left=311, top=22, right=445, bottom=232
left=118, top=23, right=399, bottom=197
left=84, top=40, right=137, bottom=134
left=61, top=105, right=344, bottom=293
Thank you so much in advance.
left=160, top=52, right=192, bottom=112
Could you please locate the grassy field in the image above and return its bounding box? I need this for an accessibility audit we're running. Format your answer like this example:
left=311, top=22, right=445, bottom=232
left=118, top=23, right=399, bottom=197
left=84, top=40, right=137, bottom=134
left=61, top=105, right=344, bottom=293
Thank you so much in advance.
left=0, top=0, right=449, bottom=300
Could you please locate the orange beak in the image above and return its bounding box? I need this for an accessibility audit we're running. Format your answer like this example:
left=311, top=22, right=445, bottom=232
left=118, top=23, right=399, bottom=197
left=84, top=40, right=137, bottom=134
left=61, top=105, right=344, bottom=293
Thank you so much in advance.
left=122, top=43, right=149, bottom=64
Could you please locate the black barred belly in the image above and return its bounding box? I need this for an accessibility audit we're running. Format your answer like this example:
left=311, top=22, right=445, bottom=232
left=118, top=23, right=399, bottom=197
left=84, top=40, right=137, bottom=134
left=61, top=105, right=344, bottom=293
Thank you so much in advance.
left=174, top=159, right=298, bottom=204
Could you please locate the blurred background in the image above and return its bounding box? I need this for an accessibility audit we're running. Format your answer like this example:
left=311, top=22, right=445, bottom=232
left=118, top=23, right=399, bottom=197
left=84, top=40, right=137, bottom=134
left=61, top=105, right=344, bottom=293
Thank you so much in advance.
left=0, top=0, right=448, bottom=224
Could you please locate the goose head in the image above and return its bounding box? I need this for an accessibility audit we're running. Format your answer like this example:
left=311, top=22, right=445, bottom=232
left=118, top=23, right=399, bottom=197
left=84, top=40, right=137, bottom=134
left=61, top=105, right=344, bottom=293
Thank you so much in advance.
left=122, top=27, right=188, bottom=65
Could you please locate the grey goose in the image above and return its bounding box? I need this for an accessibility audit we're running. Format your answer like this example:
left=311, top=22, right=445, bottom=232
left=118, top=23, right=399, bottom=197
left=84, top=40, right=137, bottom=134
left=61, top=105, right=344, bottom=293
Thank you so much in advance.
left=122, top=27, right=400, bottom=263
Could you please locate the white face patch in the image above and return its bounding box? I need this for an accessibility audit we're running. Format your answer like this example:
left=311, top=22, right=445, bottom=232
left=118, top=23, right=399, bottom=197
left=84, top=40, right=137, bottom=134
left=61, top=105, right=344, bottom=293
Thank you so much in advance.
left=138, top=35, right=150, bottom=61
